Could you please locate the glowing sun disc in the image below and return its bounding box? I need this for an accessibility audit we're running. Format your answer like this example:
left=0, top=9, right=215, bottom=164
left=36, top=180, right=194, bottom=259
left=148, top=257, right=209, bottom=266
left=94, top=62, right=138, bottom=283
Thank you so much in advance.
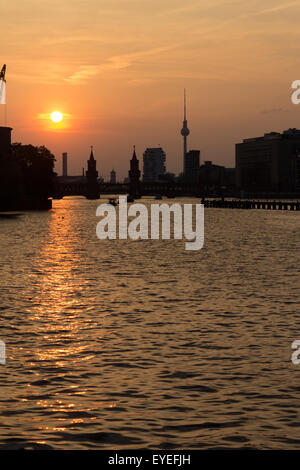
left=51, top=111, right=63, bottom=123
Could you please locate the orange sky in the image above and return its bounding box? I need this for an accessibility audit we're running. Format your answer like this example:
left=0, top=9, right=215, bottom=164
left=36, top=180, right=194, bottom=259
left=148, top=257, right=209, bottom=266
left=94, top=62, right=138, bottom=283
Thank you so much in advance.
left=2, top=0, right=300, bottom=179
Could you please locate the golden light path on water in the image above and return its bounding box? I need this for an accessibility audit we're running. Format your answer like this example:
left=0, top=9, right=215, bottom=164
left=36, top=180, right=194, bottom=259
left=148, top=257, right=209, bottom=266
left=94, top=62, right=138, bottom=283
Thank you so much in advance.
left=0, top=197, right=300, bottom=449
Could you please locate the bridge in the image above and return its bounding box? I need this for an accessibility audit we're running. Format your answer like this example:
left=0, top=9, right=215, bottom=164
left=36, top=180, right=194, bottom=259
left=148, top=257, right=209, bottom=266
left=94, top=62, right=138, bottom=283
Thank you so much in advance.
left=52, top=177, right=200, bottom=199
left=53, top=178, right=88, bottom=198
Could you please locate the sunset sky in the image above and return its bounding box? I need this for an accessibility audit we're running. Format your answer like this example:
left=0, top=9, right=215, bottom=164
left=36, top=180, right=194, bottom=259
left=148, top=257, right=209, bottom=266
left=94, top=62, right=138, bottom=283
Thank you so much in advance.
left=2, top=0, right=300, bottom=179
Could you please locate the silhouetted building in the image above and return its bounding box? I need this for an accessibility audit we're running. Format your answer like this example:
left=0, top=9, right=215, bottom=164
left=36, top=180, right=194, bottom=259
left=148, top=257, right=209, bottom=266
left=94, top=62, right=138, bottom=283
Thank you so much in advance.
left=198, top=161, right=235, bottom=193
left=86, top=147, right=100, bottom=199
left=143, top=147, right=166, bottom=182
left=236, top=128, right=300, bottom=193
left=224, top=168, right=236, bottom=187
left=129, top=146, right=141, bottom=197
left=159, top=172, right=176, bottom=183
left=0, top=126, right=12, bottom=159
left=199, top=161, right=225, bottom=193
left=110, top=168, right=116, bottom=184
left=0, top=126, right=20, bottom=210
left=62, top=152, right=68, bottom=177
left=184, top=150, right=200, bottom=183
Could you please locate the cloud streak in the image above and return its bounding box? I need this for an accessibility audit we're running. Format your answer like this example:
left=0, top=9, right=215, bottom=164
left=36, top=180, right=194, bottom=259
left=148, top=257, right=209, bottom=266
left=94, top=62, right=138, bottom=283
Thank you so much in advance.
left=64, top=46, right=176, bottom=84
left=247, top=1, right=300, bottom=17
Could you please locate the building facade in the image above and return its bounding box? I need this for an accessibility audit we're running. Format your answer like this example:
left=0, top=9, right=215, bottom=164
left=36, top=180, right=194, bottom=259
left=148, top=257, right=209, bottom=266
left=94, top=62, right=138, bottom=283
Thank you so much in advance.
left=236, top=128, right=300, bottom=193
left=198, top=161, right=236, bottom=193
left=199, top=160, right=224, bottom=190
left=184, top=150, right=200, bottom=183
left=0, top=126, right=12, bottom=159
left=143, top=147, right=166, bottom=182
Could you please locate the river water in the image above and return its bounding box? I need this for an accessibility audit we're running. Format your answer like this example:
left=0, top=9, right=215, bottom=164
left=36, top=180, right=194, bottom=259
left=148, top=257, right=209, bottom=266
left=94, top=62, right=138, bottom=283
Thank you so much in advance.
left=0, top=197, right=300, bottom=450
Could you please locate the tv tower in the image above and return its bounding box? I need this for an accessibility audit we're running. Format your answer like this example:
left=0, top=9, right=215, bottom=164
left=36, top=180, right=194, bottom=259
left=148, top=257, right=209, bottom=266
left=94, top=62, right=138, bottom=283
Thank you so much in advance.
left=181, top=88, right=190, bottom=174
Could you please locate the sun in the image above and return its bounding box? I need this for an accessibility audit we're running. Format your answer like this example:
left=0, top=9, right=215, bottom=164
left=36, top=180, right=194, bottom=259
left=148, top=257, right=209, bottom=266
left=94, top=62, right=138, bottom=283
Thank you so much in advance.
left=50, top=111, right=63, bottom=123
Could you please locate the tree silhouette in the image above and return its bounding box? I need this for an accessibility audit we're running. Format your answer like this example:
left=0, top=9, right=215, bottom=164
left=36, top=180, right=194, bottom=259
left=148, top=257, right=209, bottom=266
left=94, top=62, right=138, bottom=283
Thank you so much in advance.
left=12, top=143, right=56, bottom=199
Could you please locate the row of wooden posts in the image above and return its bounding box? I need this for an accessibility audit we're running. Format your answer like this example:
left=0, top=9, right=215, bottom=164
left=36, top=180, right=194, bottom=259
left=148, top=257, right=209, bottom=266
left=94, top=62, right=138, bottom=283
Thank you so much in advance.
left=202, top=199, right=300, bottom=211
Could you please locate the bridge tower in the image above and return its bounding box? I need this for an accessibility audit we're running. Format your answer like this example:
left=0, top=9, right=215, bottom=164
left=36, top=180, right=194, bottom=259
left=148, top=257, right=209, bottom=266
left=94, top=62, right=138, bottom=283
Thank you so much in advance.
left=86, top=146, right=100, bottom=199
left=128, top=146, right=141, bottom=197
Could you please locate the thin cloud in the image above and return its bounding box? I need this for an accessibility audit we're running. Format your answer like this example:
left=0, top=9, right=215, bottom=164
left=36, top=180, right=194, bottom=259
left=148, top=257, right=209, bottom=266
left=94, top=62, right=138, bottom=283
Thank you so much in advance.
left=157, top=0, right=223, bottom=17
left=128, top=78, right=157, bottom=86
left=261, top=108, right=287, bottom=114
left=64, top=66, right=101, bottom=83
left=64, top=46, right=176, bottom=84
left=9, top=63, right=69, bottom=85
left=246, top=1, right=300, bottom=17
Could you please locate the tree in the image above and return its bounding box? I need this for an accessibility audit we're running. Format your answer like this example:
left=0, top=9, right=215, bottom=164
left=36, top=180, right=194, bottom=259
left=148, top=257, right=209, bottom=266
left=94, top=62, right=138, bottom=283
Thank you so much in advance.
left=12, top=143, right=56, bottom=199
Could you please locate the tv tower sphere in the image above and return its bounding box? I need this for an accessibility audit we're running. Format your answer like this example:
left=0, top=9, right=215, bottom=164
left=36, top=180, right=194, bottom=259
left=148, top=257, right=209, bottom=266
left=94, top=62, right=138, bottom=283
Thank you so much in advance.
left=181, top=126, right=190, bottom=137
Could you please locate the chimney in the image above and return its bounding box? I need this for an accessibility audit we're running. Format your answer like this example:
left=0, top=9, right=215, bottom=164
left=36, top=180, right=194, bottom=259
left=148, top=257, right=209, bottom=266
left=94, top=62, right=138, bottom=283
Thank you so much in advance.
left=62, top=152, right=68, bottom=177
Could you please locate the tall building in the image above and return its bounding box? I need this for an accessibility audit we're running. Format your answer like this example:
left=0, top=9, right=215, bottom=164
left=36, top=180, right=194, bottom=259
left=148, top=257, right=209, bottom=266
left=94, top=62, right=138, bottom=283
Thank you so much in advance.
left=181, top=89, right=190, bottom=174
left=143, top=147, right=166, bottom=182
left=184, top=150, right=200, bottom=183
left=236, top=128, right=300, bottom=193
left=110, top=168, right=116, bottom=184
left=128, top=146, right=141, bottom=197
left=62, top=152, right=68, bottom=177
